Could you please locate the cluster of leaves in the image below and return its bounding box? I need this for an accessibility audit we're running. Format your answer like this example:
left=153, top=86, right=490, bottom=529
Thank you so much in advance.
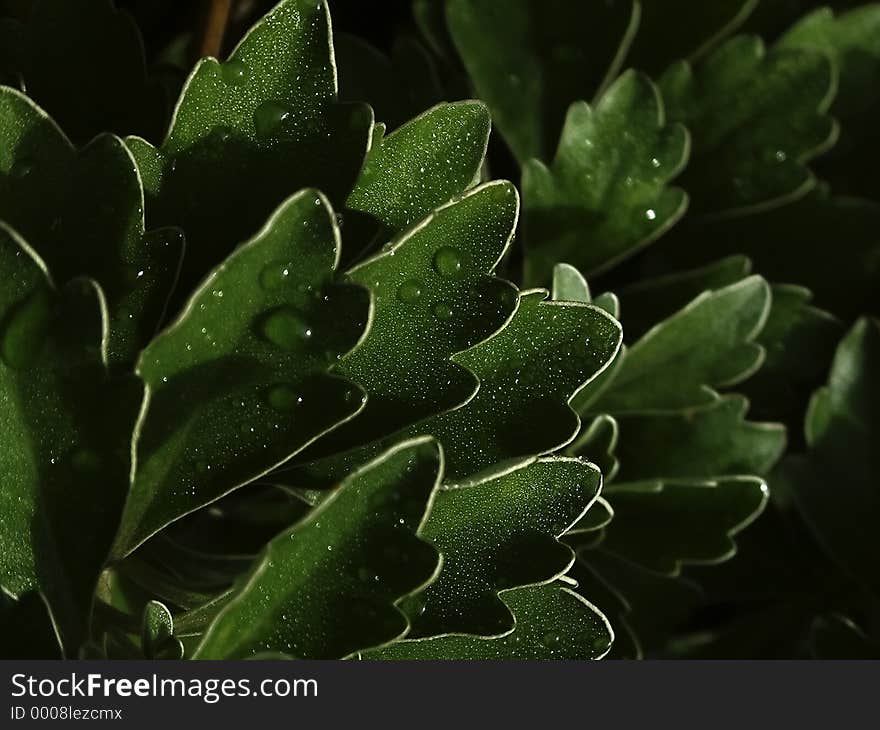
left=0, top=0, right=877, bottom=660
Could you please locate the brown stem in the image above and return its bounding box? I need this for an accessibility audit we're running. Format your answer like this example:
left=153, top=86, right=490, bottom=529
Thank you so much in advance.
left=198, top=0, right=234, bottom=59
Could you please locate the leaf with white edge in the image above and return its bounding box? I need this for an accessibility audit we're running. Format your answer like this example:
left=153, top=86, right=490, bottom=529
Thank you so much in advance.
left=591, top=276, right=771, bottom=413
left=400, top=456, right=601, bottom=638
left=445, top=0, right=638, bottom=162
left=365, top=584, right=613, bottom=660
left=7, top=0, right=165, bottom=143
left=194, top=438, right=442, bottom=659
left=126, top=0, right=373, bottom=297
left=523, top=70, right=689, bottom=284
left=283, top=289, right=621, bottom=487
left=113, top=190, right=369, bottom=557
left=552, top=263, right=592, bottom=303
left=299, top=181, right=519, bottom=461
left=141, top=600, right=183, bottom=659
left=568, top=496, right=614, bottom=536
left=608, top=395, right=785, bottom=483
left=345, top=101, right=490, bottom=253
left=0, top=224, right=143, bottom=654
left=568, top=415, right=619, bottom=483
left=600, top=477, right=769, bottom=575
left=619, top=255, right=753, bottom=342
left=660, top=34, right=838, bottom=215
left=781, top=6, right=880, bottom=199
left=785, top=318, right=880, bottom=593
left=0, top=88, right=183, bottom=365
left=626, top=0, right=759, bottom=73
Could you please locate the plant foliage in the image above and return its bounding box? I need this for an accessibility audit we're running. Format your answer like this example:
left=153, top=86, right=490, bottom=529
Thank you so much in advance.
left=0, top=0, right=878, bottom=660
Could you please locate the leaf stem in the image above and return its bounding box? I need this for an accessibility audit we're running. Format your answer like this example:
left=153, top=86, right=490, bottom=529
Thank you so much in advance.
left=198, top=0, right=234, bottom=59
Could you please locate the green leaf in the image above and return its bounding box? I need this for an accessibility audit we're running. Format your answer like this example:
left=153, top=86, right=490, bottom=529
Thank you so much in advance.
left=346, top=101, right=490, bottom=254
left=592, top=276, right=771, bottom=413
left=7, top=0, right=165, bottom=143
left=127, top=0, right=373, bottom=298
left=625, top=0, right=759, bottom=74
left=618, top=255, right=753, bottom=342
left=523, top=70, right=689, bottom=284
left=283, top=289, right=621, bottom=487
left=786, top=318, right=880, bottom=593
left=445, top=0, right=638, bottom=162
left=301, top=181, right=518, bottom=460
left=601, top=477, right=769, bottom=575
left=113, top=190, right=369, bottom=557
left=781, top=6, right=880, bottom=199
left=569, top=415, right=619, bottom=483
left=660, top=35, right=838, bottom=215
left=551, top=263, right=592, bottom=304
left=193, top=438, right=442, bottom=659
left=0, top=223, right=143, bottom=654
left=141, top=600, right=183, bottom=659
left=0, top=87, right=183, bottom=365
left=608, top=396, right=785, bottom=483
left=366, top=584, right=612, bottom=660
left=402, top=456, right=601, bottom=637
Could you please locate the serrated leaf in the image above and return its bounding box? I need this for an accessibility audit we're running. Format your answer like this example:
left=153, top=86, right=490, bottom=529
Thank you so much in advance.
left=660, top=34, right=838, bottom=215
left=786, top=318, right=880, bottom=593
left=780, top=6, right=880, bottom=199
left=601, top=477, right=769, bottom=575
left=127, top=0, right=373, bottom=298
left=552, top=262, right=592, bottom=303
left=0, top=224, right=143, bottom=654
left=401, top=456, right=601, bottom=637
left=568, top=495, right=614, bottom=536
left=366, top=584, right=612, bottom=660
left=300, top=181, right=518, bottom=458
left=6, top=0, right=165, bottom=143
left=619, top=255, right=753, bottom=342
left=0, top=88, right=183, bottom=365
left=568, top=415, right=619, bottom=483
left=345, top=101, right=490, bottom=255
left=193, top=438, right=442, bottom=659
left=523, top=70, right=689, bottom=284
left=592, top=276, right=770, bottom=413
left=284, top=289, right=621, bottom=487
left=113, top=190, right=369, bottom=557
left=625, top=0, right=759, bottom=73
left=445, top=0, right=638, bottom=162
left=608, top=396, right=785, bottom=482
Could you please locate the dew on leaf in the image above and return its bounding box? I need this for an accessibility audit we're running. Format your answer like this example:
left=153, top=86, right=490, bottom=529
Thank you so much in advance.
left=267, top=384, right=301, bottom=412
left=433, top=302, right=453, bottom=321
left=253, top=101, right=292, bottom=137
left=259, top=306, right=313, bottom=349
left=397, top=279, right=423, bottom=303
left=220, top=59, right=250, bottom=86
left=433, top=246, right=463, bottom=278
left=259, top=260, right=293, bottom=290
